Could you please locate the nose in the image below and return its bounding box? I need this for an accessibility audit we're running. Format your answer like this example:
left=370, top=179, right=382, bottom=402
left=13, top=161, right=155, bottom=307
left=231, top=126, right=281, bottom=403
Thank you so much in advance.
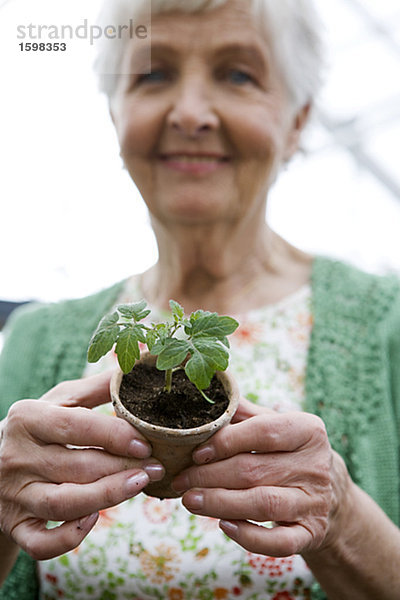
left=166, top=74, right=219, bottom=137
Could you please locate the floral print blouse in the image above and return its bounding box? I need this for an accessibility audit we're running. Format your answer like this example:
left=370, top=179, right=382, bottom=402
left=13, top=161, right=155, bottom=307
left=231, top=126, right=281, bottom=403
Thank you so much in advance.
left=38, top=277, right=315, bottom=600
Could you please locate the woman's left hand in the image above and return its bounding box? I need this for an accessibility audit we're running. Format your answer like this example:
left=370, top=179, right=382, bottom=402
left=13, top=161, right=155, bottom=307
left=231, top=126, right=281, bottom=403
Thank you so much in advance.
left=172, top=399, right=342, bottom=557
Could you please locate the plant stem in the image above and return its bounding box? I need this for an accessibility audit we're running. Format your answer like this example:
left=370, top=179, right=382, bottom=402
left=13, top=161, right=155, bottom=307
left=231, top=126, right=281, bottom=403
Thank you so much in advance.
left=165, top=369, right=173, bottom=393
left=200, top=389, right=215, bottom=404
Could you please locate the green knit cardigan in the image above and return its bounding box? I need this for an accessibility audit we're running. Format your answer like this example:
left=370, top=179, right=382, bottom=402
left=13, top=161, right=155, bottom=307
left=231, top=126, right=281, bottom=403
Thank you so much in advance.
left=1, top=256, right=400, bottom=600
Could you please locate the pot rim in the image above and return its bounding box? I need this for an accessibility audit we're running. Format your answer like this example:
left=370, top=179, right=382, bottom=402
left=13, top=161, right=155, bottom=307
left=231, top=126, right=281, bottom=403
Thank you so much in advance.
left=110, top=354, right=240, bottom=437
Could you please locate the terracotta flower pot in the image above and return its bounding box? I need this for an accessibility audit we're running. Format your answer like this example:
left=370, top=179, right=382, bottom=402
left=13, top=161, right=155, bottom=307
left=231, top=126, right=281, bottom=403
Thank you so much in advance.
left=110, top=352, right=240, bottom=498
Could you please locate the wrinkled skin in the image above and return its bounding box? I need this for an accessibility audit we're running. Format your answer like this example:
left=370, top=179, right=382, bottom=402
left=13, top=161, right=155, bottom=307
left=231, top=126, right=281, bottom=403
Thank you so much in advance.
left=0, top=372, right=164, bottom=561
left=173, top=399, right=345, bottom=558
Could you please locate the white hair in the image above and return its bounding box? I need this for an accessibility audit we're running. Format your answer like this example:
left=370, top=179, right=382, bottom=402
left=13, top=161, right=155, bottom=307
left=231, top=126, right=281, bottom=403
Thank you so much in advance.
left=94, top=0, right=325, bottom=109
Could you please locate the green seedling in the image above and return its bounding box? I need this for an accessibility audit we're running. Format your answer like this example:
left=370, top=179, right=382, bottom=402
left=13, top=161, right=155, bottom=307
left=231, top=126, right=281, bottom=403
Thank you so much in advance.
left=87, top=300, right=239, bottom=402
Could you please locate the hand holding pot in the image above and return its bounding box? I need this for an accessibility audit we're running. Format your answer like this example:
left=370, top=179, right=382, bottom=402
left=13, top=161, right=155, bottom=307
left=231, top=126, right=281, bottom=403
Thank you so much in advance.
left=0, top=372, right=165, bottom=561
left=173, top=399, right=350, bottom=557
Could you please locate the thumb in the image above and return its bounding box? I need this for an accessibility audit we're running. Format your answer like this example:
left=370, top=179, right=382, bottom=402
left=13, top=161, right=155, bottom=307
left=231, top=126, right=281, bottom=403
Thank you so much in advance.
left=12, top=513, right=99, bottom=561
left=41, top=371, right=113, bottom=409
left=232, top=396, right=275, bottom=423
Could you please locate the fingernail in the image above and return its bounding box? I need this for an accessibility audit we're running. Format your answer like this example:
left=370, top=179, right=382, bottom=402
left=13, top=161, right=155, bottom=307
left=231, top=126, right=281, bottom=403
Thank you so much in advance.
left=77, top=512, right=99, bottom=531
left=126, top=471, right=150, bottom=497
left=128, top=439, right=152, bottom=458
left=172, top=473, right=190, bottom=493
left=143, top=463, right=165, bottom=481
left=184, top=491, right=204, bottom=511
left=220, top=520, right=239, bottom=538
left=193, top=444, right=215, bottom=464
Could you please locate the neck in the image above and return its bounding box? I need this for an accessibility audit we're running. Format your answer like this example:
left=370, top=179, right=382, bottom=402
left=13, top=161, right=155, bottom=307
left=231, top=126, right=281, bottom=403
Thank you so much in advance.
left=140, top=216, right=313, bottom=315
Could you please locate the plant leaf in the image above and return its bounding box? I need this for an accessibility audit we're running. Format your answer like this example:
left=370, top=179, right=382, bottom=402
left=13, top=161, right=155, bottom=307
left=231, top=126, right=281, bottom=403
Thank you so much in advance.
left=190, top=309, right=211, bottom=323
left=117, top=304, right=138, bottom=318
left=149, top=339, right=166, bottom=356
left=155, top=323, right=169, bottom=338
left=169, top=299, right=184, bottom=320
left=133, top=324, right=147, bottom=344
left=87, top=326, right=119, bottom=363
left=185, top=338, right=229, bottom=390
left=191, top=313, right=239, bottom=340
left=136, top=309, right=152, bottom=321
left=156, top=338, right=191, bottom=371
left=115, top=327, right=141, bottom=373
left=117, top=301, right=150, bottom=322
left=146, top=330, right=157, bottom=351
left=96, top=311, right=119, bottom=332
left=220, top=336, right=230, bottom=348
left=183, top=318, right=192, bottom=335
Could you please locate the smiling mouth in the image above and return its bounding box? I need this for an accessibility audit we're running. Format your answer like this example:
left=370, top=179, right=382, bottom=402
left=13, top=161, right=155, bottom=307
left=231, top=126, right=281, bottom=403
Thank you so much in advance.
left=157, top=153, right=231, bottom=175
left=159, top=154, right=230, bottom=163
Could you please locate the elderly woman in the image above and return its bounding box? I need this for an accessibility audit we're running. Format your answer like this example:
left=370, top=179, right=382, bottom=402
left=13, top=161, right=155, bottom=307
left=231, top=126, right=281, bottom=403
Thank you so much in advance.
left=1, top=0, right=400, bottom=598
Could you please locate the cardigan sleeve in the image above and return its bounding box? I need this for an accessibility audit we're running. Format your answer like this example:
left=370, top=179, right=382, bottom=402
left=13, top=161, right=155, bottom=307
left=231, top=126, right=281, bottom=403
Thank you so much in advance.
left=0, top=305, right=46, bottom=597
left=387, top=288, right=400, bottom=526
left=0, top=280, right=126, bottom=422
left=388, top=293, right=400, bottom=424
left=0, top=302, right=50, bottom=420
left=0, top=283, right=125, bottom=598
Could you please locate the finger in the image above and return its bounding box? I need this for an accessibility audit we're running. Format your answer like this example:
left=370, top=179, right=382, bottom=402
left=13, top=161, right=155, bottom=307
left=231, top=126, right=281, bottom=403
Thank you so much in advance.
left=231, top=397, right=274, bottom=423
left=12, top=513, right=99, bottom=561
left=219, top=519, right=312, bottom=557
left=28, top=445, right=164, bottom=484
left=9, top=400, right=151, bottom=458
left=174, top=452, right=315, bottom=492
left=193, top=412, right=326, bottom=464
left=41, top=371, right=113, bottom=409
left=20, top=468, right=151, bottom=521
left=182, top=486, right=311, bottom=522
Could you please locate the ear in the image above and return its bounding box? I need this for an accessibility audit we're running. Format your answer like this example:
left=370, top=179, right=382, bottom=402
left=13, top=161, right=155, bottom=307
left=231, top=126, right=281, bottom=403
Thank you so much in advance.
left=283, top=101, right=312, bottom=161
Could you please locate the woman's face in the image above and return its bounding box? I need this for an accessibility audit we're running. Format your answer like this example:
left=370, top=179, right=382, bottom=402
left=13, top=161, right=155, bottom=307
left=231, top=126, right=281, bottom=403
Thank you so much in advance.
left=111, top=0, right=306, bottom=227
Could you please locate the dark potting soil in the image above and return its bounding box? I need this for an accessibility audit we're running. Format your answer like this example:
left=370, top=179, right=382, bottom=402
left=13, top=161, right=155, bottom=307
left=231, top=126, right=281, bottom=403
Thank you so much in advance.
left=119, top=363, right=229, bottom=429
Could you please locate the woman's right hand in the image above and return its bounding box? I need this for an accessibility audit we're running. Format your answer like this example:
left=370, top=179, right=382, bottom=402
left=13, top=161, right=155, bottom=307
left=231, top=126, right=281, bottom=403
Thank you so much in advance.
left=0, top=372, right=164, bottom=561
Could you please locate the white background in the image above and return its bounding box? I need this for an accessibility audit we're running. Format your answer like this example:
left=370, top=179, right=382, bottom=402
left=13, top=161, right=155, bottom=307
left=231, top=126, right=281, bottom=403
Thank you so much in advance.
left=0, top=0, right=399, bottom=304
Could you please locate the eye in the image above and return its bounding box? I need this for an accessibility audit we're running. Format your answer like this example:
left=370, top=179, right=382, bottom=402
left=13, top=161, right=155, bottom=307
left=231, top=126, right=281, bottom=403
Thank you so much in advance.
left=226, top=69, right=255, bottom=85
left=136, top=69, right=169, bottom=84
